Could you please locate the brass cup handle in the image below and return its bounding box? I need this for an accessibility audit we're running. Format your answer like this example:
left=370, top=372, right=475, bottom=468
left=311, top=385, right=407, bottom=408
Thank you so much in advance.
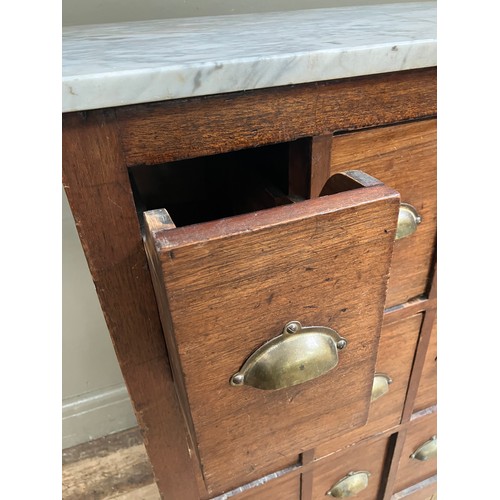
left=396, top=203, right=422, bottom=240
left=410, top=435, right=437, bottom=461
left=371, top=373, right=392, bottom=402
left=230, top=321, right=346, bottom=391
left=326, top=471, right=371, bottom=498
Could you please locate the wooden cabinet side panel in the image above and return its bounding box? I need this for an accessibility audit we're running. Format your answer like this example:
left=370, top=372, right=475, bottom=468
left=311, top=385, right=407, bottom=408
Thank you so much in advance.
left=62, top=110, right=205, bottom=500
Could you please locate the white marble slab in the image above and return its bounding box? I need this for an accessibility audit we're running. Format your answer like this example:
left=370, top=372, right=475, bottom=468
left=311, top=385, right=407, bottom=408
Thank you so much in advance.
left=62, top=2, right=436, bottom=113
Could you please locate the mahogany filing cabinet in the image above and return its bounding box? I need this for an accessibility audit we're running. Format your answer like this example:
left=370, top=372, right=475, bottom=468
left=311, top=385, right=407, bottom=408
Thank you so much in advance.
left=62, top=7, right=437, bottom=499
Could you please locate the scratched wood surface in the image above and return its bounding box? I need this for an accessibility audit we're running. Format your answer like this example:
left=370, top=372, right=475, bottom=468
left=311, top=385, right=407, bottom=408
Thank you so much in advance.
left=144, top=182, right=400, bottom=494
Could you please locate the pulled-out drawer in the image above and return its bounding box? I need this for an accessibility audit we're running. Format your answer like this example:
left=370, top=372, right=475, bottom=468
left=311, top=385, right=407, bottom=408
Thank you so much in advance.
left=143, top=171, right=400, bottom=494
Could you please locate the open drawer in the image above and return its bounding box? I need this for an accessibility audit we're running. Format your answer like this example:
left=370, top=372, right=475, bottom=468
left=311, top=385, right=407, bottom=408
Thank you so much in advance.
left=142, top=171, right=400, bottom=494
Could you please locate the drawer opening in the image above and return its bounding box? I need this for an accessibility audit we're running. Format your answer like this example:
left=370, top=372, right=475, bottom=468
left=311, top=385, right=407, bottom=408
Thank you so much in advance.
left=129, top=142, right=293, bottom=229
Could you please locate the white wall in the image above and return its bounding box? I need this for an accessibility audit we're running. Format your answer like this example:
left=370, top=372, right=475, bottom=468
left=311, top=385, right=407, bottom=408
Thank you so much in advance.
left=63, top=0, right=416, bottom=26
left=62, top=190, right=137, bottom=448
left=62, top=0, right=427, bottom=449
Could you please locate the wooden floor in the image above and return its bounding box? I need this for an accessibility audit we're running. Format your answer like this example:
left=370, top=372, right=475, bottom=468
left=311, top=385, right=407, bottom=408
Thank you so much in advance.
left=62, top=427, right=160, bottom=499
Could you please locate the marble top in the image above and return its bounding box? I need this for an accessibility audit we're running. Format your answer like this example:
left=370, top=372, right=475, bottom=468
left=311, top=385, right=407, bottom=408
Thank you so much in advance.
left=62, top=2, right=436, bottom=113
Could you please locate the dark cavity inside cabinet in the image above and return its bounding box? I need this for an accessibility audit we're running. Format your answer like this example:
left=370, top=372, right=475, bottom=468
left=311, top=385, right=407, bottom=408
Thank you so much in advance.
left=129, top=142, right=291, bottom=228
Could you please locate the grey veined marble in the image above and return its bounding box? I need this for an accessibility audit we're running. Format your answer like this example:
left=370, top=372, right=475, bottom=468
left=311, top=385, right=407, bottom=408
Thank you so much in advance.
left=62, top=2, right=436, bottom=112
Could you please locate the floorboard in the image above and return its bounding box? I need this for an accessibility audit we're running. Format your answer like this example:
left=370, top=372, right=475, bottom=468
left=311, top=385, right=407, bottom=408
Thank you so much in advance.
left=62, top=427, right=160, bottom=499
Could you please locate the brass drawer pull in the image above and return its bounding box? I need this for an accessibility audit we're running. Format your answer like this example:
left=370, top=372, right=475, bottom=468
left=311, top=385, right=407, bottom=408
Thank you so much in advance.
left=230, top=320, right=346, bottom=390
left=327, top=471, right=371, bottom=497
left=410, top=435, right=437, bottom=461
left=396, top=203, right=422, bottom=240
left=371, top=373, right=392, bottom=402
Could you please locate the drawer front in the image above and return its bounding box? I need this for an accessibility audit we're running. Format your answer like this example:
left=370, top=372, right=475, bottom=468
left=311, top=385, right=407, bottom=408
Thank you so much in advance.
left=329, top=120, right=437, bottom=307
left=392, top=475, right=437, bottom=500
left=413, top=319, right=437, bottom=412
left=311, top=435, right=392, bottom=499
left=394, top=410, right=437, bottom=493
left=228, top=473, right=301, bottom=500
left=143, top=174, right=400, bottom=493
left=315, top=313, right=422, bottom=458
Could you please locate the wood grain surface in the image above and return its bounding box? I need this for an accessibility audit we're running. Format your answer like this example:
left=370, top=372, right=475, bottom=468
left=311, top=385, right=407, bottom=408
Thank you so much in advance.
left=228, top=474, right=301, bottom=500
left=144, top=183, right=400, bottom=494
left=391, top=475, right=437, bottom=500
left=393, top=409, right=437, bottom=493
left=115, top=69, right=436, bottom=167
left=314, top=313, right=422, bottom=459
left=329, top=119, right=437, bottom=307
left=413, top=319, right=437, bottom=413
left=63, top=68, right=437, bottom=499
left=311, top=435, right=393, bottom=500
left=62, top=110, right=205, bottom=500
left=288, top=135, right=333, bottom=199
left=399, top=268, right=436, bottom=424
left=381, top=273, right=436, bottom=500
